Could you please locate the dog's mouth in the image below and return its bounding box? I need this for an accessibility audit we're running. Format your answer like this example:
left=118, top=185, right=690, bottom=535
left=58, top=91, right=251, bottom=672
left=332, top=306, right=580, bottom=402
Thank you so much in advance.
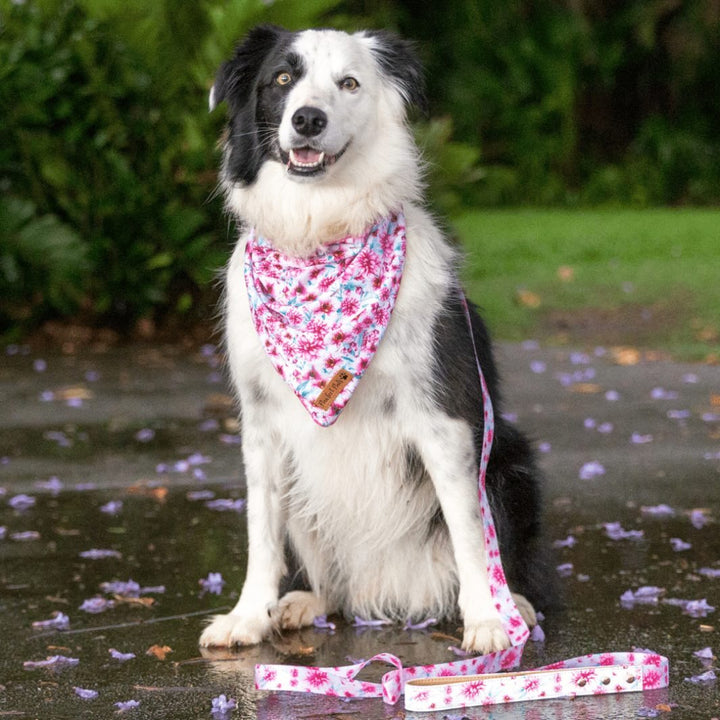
left=281, top=143, right=350, bottom=177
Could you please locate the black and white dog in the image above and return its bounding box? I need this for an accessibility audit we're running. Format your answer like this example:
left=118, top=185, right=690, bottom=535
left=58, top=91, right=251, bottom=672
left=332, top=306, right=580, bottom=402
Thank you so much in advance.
left=200, top=25, right=550, bottom=654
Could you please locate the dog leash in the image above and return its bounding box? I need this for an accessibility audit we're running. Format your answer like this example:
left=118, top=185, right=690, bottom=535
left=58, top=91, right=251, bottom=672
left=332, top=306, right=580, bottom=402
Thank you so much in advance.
left=253, top=293, right=670, bottom=710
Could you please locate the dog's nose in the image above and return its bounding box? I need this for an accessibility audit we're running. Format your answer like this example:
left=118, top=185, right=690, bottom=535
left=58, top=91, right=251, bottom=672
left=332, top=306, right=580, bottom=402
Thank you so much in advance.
left=291, top=106, right=327, bottom=137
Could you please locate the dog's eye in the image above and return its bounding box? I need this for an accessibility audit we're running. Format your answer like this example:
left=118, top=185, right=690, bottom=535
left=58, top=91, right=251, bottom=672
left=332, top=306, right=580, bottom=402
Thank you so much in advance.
left=339, top=76, right=359, bottom=92
left=275, top=72, right=293, bottom=86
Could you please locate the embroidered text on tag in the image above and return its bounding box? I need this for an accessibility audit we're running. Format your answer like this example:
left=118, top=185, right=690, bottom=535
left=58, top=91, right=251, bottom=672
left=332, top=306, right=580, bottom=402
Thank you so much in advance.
left=313, top=368, right=354, bottom=410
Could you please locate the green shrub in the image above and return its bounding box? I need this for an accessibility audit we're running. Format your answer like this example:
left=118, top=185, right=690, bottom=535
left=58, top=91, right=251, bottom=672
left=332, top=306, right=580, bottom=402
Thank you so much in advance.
left=0, top=0, right=341, bottom=337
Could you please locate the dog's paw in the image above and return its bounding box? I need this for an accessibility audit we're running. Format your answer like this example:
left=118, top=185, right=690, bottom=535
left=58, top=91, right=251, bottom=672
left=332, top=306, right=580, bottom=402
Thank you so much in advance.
left=511, top=592, right=537, bottom=628
left=462, top=618, right=511, bottom=654
left=270, top=591, right=326, bottom=631
left=199, top=611, right=271, bottom=647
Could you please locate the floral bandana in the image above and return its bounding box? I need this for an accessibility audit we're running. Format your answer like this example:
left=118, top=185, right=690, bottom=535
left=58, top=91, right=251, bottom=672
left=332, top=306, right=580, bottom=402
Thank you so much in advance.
left=244, top=212, right=406, bottom=426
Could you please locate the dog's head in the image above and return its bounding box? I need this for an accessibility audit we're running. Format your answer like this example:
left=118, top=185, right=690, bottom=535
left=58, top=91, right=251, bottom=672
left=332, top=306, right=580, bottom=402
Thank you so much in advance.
left=210, top=25, right=426, bottom=187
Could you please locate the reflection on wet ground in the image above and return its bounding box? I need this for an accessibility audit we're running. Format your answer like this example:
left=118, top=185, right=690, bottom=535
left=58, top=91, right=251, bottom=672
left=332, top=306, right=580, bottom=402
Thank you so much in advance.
left=1, top=342, right=719, bottom=718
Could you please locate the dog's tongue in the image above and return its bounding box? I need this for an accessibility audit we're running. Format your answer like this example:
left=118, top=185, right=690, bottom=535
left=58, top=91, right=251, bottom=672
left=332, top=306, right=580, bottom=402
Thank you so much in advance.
left=293, top=148, right=323, bottom=164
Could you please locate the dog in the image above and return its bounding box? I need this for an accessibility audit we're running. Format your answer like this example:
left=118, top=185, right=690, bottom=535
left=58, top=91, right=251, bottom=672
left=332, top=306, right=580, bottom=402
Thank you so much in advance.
left=199, top=25, right=550, bottom=654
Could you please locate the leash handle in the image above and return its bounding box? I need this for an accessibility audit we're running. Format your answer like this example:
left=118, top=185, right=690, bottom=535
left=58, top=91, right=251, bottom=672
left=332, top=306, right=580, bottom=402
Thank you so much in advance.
left=255, top=650, right=669, bottom=710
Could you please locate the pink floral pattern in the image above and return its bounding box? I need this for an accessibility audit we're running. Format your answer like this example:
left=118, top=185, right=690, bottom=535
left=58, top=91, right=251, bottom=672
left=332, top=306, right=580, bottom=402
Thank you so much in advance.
left=244, top=212, right=406, bottom=426
left=254, top=650, right=669, bottom=710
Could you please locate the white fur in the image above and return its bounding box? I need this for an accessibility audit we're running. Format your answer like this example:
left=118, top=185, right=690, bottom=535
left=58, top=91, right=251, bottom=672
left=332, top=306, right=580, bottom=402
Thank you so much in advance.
left=200, top=29, right=530, bottom=654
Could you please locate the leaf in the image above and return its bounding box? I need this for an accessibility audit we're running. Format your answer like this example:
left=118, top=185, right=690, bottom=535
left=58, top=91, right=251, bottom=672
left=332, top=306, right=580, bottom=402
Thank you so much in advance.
left=516, top=289, right=542, bottom=308
left=146, top=644, right=172, bottom=660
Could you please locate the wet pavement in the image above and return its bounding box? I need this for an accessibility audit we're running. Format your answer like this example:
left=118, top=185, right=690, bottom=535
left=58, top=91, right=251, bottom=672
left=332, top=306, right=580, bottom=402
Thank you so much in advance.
left=1, top=340, right=719, bottom=719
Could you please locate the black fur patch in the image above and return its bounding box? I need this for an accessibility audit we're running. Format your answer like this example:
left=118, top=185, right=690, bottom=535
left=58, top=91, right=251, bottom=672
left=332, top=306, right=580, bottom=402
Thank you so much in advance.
left=430, top=289, right=557, bottom=611
left=364, top=30, right=428, bottom=114
left=211, top=25, right=301, bottom=186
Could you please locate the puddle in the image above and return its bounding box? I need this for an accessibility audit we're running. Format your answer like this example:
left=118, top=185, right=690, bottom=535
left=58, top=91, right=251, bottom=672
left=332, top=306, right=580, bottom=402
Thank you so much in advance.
left=1, top=483, right=718, bottom=719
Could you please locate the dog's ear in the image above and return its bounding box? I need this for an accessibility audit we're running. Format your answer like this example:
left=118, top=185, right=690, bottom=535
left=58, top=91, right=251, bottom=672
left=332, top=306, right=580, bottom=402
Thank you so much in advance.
left=210, top=25, right=288, bottom=186
left=209, top=24, right=286, bottom=112
left=362, top=30, right=428, bottom=116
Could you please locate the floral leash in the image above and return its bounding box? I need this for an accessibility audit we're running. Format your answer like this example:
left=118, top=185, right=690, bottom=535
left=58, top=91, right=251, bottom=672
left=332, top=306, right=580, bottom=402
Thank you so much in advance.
left=252, top=249, right=670, bottom=711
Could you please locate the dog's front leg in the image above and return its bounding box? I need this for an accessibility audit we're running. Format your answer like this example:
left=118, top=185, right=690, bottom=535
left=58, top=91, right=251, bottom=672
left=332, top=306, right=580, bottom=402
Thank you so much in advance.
left=199, top=425, right=285, bottom=647
left=417, top=419, right=510, bottom=654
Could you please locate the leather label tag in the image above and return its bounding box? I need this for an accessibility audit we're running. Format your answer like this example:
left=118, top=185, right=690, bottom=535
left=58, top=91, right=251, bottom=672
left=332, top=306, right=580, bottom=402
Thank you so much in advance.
left=313, top=368, right=353, bottom=410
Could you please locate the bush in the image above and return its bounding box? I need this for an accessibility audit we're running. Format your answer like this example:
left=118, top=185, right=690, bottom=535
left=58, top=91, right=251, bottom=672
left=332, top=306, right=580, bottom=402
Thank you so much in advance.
left=0, top=0, right=341, bottom=337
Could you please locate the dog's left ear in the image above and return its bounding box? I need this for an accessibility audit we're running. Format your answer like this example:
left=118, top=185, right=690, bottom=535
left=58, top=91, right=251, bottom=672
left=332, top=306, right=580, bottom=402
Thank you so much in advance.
left=362, top=30, right=428, bottom=115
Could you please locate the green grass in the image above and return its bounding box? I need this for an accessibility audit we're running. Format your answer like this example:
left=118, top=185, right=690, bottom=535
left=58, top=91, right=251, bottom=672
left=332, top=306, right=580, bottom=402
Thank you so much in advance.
left=452, top=208, right=720, bottom=360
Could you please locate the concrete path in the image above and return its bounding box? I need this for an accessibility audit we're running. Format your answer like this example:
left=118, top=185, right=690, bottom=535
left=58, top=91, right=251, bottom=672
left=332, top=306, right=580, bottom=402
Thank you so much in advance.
left=1, top=341, right=718, bottom=718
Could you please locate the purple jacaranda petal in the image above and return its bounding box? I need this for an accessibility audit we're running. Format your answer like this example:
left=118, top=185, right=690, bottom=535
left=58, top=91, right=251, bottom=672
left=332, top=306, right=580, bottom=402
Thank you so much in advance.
left=597, top=422, right=614, bottom=434
left=352, top=616, right=391, bottom=627
left=605, top=390, right=620, bottom=401
left=684, top=670, right=716, bottom=685
left=100, top=579, right=140, bottom=597
left=33, top=358, right=47, bottom=372
left=693, top=647, right=714, bottom=660
left=99, top=500, right=122, bottom=515
left=9, top=493, right=36, bottom=510
left=403, top=617, right=438, bottom=631
left=670, top=538, right=691, bottom=551
left=79, top=549, right=122, bottom=559
left=620, top=587, right=663, bottom=607
left=699, top=568, right=720, bottom=579
left=211, top=694, right=237, bottom=717
left=205, top=498, right=245, bottom=512
left=23, top=654, right=79, bottom=669
left=199, top=418, right=220, bottom=432
left=556, top=563, right=574, bottom=577
left=651, top=387, right=678, bottom=400
left=631, top=432, right=654, bottom=444
left=44, top=430, right=72, bottom=447
left=667, top=409, right=690, bottom=420
left=448, top=645, right=472, bottom=657
left=140, top=585, right=165, bottom=594
left=74, top=687, right=98, bottom=699
left=538, top=441, right=552, bottom=453
left=530, top=361, right=546, bottom=374
left=570, top=352, right=591, bottom=365
left=199, top=573, right=225, bottom=595
left=313, top=615, right=337, bottom=631
left=187, top=490, right=215, bottom=501
left=584, top=418, right=596, bottom=429
left=219, top=434, right=242, bottom=445
left=690, top=510, right=710, bottom=528
left=79, top=597, right=114, bottom=614
left=640, top=504, right=674, bottom=517
left=32, top=612, right=70, bottom=630
left=11, top=531, right=41, bottom=541
left=0, top=526, right=6, bottom=539
left=134, top=428, right=155, bottom=443
left=604, top=522, right=643, bottom=541
left=683, top=599, right=716, bottom=618
left=115, top=699, right=140, bottom=711
left=530, top=624, right=545, bottom=642
left=636, top=708, right=660, bottom=718
left=34, top=476, right=63, bottom=494
left=579, top=461, right=605, bottom=480
left=702, top=412, right=720, bottom=423
left=109, top=648, right=136, bottom=662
